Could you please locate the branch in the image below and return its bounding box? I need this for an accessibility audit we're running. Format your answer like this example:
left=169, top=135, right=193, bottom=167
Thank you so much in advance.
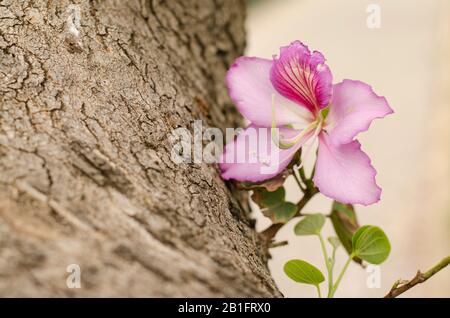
left=260, top=186, right=319, bottom=244
left=384, top=255, right=450, bottom=298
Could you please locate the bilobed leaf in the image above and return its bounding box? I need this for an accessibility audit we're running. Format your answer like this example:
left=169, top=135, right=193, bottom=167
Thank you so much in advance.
left=261, top=201, right=297, bottom=224
left=352, top=225, right=391, bottom=264
left=328, top=236, right=341, bottom=249
left=252, top=187, right=297, bottom=224
left=271, top=202, right=297, bottom=223
left=284, top=259, right=325, bottom=285
left=294, top=214, right=325, bottom=236
left=351, top=225, right=371, bottom=245
left=330, top=201, right=363, bottom=265
left=251, top=187, right=285, bottom=209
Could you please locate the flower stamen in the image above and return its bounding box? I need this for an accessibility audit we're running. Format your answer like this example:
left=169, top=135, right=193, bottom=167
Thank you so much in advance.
left=271, top=94, right=320, bottom=149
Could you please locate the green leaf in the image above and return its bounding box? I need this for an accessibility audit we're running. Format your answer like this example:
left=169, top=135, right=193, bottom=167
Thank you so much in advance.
left=251, top=187, right=285, bottom=208
left=252, top=187, right=298, bottom=224
left=352, top=225, right=391, bottom=264
left=294, top=214, right=325, bottom=236
left=330, top=201, right=363, bottom=265
left=271, top=202, right=297, bottom=223
left=328, top=236, right=341, bottom=249
left=284, top=259, right=325, bottom=285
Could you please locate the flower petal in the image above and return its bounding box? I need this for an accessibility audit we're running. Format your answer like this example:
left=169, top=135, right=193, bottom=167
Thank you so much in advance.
left=270, top=41, right=333, bottom=113
left=226, top=57, right=312, bottom=127
left=220, top=125, right=312, bottom=182
left=326, top=79, right=393, bottom=145
left=313, top=132, right=381, bottom=205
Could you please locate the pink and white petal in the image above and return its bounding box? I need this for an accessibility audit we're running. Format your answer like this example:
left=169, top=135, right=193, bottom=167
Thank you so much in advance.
left=226, top=57, right=310, bottom=127
left=270, top=41, right=333, bottom=113
left=326, top=79, right=393, bottom=145
left=219, top=125, right=312, bottom=182
left=313, top=133, right=381, bottom=206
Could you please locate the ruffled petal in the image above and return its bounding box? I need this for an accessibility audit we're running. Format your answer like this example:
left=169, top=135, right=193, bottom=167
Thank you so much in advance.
left=220, top=125, right=312, bottom=182
left=326, top=79, right=393, bottom=145
left=226, top=57, right=312, bottom=127
left=270, top=41, right=333, bottom=114
left=313, top=132, right=381, bottom=206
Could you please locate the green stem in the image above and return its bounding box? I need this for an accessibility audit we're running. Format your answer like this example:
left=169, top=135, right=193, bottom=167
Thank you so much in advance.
left=260, top=160, right=319, bottom=245
left=331, top=246, right=337, bottom=268
left=292, top=166, right=306, bottom=192
left=318, top=233, right=333, bottom=298
left=330, top=253, right=354, bottom=297
left=315, top=284, right=322, bottom=298
left=298, top=165, right=308, bottom=183
left=310, top=164, right=316, bottom=179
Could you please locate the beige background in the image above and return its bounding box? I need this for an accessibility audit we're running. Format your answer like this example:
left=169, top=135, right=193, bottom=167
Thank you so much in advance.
left=246, top=0, right=450, bottom=297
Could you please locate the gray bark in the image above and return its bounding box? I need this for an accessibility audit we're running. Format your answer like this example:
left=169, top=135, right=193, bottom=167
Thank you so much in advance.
left=0, top=0, right=280, bottom=297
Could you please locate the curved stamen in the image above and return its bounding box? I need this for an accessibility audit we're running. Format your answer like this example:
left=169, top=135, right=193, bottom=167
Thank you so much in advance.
left=271, top=94, right=318, bottom=149
left=297, top=118, right=323, bottom=169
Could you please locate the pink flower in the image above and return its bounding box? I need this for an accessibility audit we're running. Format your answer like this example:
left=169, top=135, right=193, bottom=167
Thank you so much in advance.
left=220, top=41, right=393, bottom=205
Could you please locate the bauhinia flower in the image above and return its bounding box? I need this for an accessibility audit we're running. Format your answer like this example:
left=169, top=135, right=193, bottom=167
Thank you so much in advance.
left=219, top=41, right=393, bottom=205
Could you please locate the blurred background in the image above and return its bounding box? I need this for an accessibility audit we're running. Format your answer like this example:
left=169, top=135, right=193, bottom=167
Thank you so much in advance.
left=246, top=0, right=450, bottom=297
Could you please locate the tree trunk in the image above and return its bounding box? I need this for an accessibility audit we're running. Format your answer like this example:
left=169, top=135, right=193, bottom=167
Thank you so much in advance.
left=0, top=0, right=280, bottom=297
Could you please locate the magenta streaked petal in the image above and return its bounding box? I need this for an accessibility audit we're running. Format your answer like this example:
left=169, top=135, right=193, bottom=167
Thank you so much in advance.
left=326, top=80, right=393, bottom=145
left=270, top=41, right=333, bottom=114
left=226, top=56, right=309, bottom=127
left=219, top=125, right=312, bottom=182
left=313, top=133, right=381, bottom=206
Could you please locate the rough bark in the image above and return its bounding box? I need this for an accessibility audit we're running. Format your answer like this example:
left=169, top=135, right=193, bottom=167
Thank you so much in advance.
left=0, top=0, right=281, bottom=297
